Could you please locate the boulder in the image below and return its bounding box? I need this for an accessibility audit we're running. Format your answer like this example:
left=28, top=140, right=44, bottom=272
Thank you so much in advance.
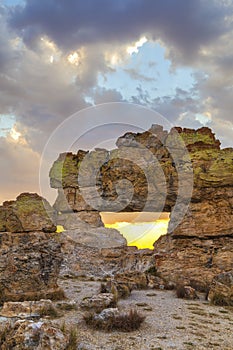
left=153, top=235, right=233, bottom=290
left=0, top=231, right=64, bottom=303
left=65, top=227, right=127, bottom=249
left=0, top=193, right=56, bottom=233
left=80, top=293, right=116, bottom=312
left=101, top=280, right=132, bottom=299
left=176, top=285, right=199, bottom=300
left=208, top=270, right=233, bottom=306
left=0, top=320, right=68, bottom=350
left=93, top=307, right=120, bottom=322
left=0, top=299, right=55, bottom=318
left=56, top=211, right=103, bottom=229
left=114, top=271, right=148, bottom=290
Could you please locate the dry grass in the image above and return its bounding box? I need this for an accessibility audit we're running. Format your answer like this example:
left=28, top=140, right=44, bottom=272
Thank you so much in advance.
left=65, top=327, right=78, bottom=350
left=84, top=309, right=145, bottom=332
left=0, top=323, right=11, bottom=346
left=40, top=304, right=60, bottom=318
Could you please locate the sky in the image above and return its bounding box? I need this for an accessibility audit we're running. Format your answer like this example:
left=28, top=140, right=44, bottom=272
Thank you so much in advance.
left=0, top=0, right=233, bottom=204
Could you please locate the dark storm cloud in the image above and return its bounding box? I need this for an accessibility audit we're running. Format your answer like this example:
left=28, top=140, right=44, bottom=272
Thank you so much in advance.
left=9, top=0, right=230, bottom=60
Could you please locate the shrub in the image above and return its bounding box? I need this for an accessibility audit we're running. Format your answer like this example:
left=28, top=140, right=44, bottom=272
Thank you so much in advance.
left=40, top=304, right=60, bottom=318
left=57, top=303, right=77, bottom=311
left=65, top=327, right=78, bottom=350
left=145, top=266, right=158, bottom=276
left=84, top=309, right=145, bottom=332
left=0, top=323, right=11, bottom=346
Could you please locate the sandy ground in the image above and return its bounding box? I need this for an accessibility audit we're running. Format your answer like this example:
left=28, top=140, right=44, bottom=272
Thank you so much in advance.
left=54, top=277, right=233, bottom=350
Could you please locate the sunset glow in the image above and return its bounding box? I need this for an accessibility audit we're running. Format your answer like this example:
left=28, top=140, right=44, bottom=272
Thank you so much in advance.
left=10, top=127, right=21, bottom=141
left=101, top=212, right=169, bottom=249
left=105, top=220, right=169, bottom=249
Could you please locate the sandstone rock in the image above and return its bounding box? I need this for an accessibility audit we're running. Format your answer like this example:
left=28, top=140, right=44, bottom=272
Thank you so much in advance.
left=0, top=231, right=64, bottom=303
left=0, top=193, right=56, bottom=233
left=0, top=299, right=55, bottom=318
left=80, top=293, right=116, bottom=312
left=65, top=227, right=126, bottom=249
left=56, top=211, right=103, bottom=229
left=101, top=280, right=132, bottom=299
left=49, top=152, right=84, bottom=189
left=77, top=342, right=97, bottom=350
left=208, top=270, right=233, bottom=306
left=0, top=320, right=68, bottom=350
left=153, top=235, right=233, bottom=290
left=176, top=285, right=199, bottom=300
left=93, top=307, right=120, bottom=321
left=60, top=236, right=155, bottom=281
left=50, top=125, right=233, bottom=288
left=114, top=271, right=148, bottom=290
left=50, top=125, right=232, bottom=234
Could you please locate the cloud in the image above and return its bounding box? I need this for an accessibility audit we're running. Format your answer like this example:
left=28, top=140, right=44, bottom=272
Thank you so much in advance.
left=124, top=68, right=156, bottom=82
left=0, top=0, right=232, bottom=204
left=9, top=0, right=230, bottom=61
left=0, top=135, right=40, bottom=204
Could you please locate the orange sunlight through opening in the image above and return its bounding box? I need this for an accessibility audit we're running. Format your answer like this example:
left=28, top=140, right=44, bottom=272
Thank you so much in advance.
left=101, top=212, right=170, bottom=250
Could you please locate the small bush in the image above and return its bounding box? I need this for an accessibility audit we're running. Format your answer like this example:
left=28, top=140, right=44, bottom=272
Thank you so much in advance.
left=40, top=304, right=60, bottom=318
left=57, top=303, right=77, bottom=311
left=65, top=327, right=78, bottom=350
left=0, top=323, right=11, bottom=346
left=49, top=288, right=66, bottom=301
left=145, top=266, right=158, bottom=276
left=84, top=309, right=145, bottom=332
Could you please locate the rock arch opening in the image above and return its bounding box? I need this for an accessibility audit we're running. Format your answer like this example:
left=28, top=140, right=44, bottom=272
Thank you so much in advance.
left=101, top=212, right=170, bottom=249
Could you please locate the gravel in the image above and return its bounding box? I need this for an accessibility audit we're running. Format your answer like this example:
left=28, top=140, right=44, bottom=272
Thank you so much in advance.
left=55, top=278, right=233, bottom=350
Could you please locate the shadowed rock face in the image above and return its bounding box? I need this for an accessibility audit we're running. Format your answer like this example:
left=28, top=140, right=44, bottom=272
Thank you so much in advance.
left=0, top=193, right=63, bottom=303
left=50, top=125, right=233, bottom=287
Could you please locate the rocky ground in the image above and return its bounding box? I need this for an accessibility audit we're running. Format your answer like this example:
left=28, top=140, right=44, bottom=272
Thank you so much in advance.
left=49, top=276, right=233, bottom=350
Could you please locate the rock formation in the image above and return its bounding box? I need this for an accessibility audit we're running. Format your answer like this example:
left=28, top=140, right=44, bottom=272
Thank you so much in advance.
left=0, top=320, right=68, bottom=350
left=0, top=193, right=63, bottom=303
left=50, top=125, right=233, bottom=289
left=208, top=270, right=233, bottom=306
left=0, top=192, right=56, bottom=233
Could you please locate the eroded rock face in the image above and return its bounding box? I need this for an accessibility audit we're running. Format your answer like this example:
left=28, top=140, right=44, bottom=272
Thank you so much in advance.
left=0, top=299, right=54, bottom=318
left=0, top=193, right=63, bottom=303
left=60, top=233, right=155, bottom=281
left=208, top=270, right=233, bottom=306
left=65, top=227, right=126, bottom=249
left=0, top=193, right=56, bottom=233
left=50, top=125, right=233, bottom=287
left=153, top=235, right=233, bottom=288
left=0, top=320, right=68, bottom=350
left=0, top=231, right=64, bottom=303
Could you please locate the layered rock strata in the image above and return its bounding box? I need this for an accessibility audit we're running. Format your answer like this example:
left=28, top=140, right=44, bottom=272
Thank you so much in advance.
left=50, top=125, right=233, bottom=287
left=0, top=193, right=63, bottom=303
